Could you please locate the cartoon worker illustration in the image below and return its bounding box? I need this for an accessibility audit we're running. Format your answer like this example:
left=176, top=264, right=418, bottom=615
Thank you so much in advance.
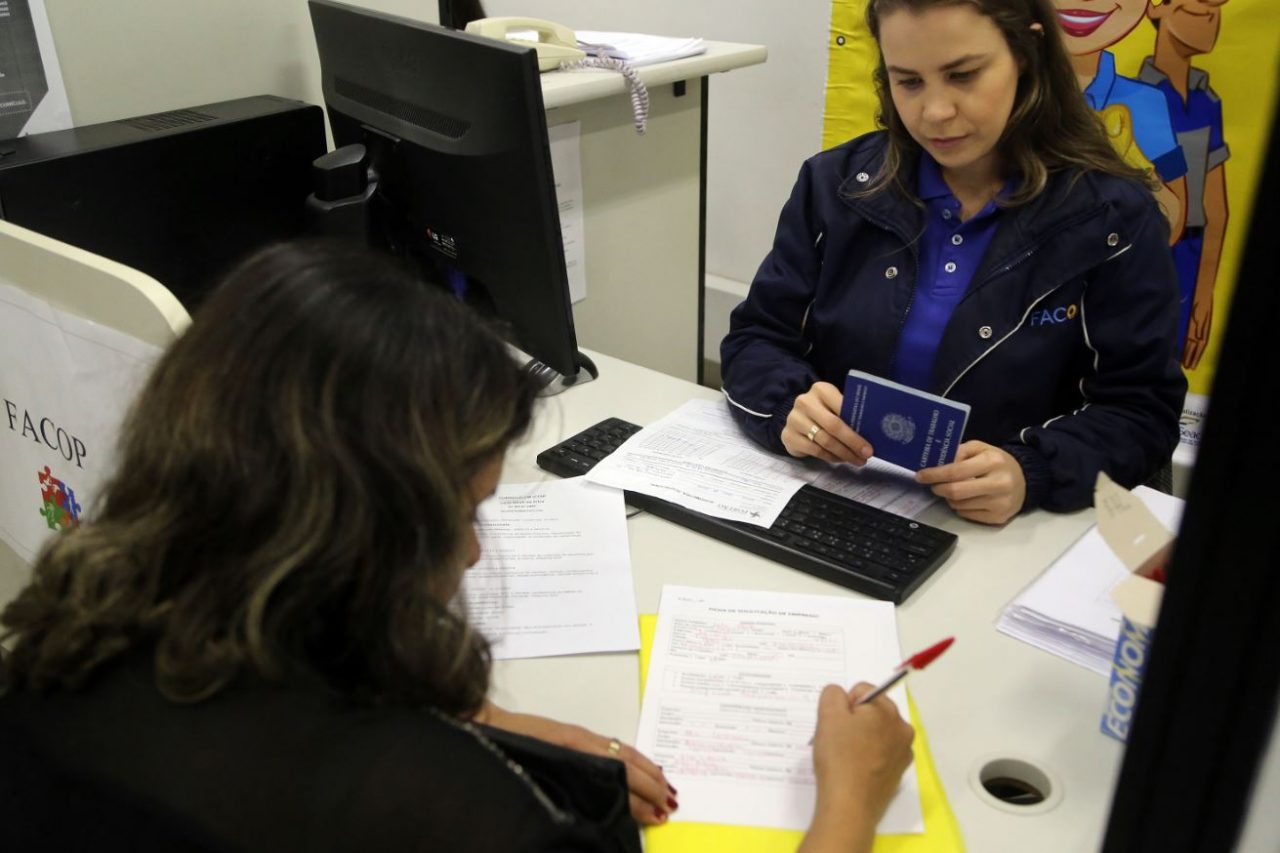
left=1053, top=0, right=1189, bottom=242
left=1139, top=0, right=1230, bottom=370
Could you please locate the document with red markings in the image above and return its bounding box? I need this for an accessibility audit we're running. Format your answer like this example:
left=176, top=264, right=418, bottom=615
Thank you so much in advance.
left=634, top=585, right=923, bottom=833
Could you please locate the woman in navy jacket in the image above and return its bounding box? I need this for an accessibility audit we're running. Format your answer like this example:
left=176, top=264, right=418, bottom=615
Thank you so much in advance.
left=721, top=0, right=1185, bottom=523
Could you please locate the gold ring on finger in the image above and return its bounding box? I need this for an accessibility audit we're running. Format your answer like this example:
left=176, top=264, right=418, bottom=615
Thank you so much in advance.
left=805, top=424, right=822, bottom=443
left=607, top=738, right=623, bottom=757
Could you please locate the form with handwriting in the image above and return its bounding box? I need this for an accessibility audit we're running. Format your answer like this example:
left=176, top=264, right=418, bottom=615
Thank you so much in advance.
left=635, top=585, right=923, bottom=833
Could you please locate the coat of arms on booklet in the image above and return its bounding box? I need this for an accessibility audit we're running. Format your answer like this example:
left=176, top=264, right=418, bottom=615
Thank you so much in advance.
left=839, top=370, right=970, bottom=471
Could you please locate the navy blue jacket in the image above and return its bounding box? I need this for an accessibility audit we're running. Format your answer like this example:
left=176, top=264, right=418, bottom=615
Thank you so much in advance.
left=721, top=132, right=1185, bottom=512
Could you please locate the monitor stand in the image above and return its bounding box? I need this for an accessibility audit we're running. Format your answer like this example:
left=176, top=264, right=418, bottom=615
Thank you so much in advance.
left=524, top=351, right=598, bottom=396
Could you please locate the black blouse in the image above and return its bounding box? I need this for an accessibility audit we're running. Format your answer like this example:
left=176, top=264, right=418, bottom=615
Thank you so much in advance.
left=0, top=653, right=637, bottom=852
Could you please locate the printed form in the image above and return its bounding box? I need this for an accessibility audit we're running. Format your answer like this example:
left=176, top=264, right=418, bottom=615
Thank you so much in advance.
left=462, top=478, right=639, bottom=660
left=585, top=399, right=935, bottom=527
left=636, top=586, right=923, bottom=833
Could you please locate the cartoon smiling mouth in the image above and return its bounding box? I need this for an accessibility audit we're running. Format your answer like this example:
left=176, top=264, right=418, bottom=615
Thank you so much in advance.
left=1056, top=8, right=1115, bottom=37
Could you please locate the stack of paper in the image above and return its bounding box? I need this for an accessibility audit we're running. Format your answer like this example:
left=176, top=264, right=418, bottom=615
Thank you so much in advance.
left=575, top=30, right=706, bottom=66
left=996, top=487, right=1184, bottom=675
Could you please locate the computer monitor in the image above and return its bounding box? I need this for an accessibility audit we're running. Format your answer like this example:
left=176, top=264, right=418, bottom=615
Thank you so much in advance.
left=1100, top=104, right=1278, bottom=849
left=308, top=0, right=595, bottom=391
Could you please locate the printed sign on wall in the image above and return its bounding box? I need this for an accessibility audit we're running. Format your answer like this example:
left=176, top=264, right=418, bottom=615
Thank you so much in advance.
left=822, top=0, right=1279, bottom=453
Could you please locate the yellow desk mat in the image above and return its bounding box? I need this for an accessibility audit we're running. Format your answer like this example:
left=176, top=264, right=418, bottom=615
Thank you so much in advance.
left=638, top=614, right=965, bottom=852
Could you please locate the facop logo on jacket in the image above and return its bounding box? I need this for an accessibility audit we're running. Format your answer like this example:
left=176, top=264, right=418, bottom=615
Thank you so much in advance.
left=1024, top=298, right=1075, bottom=325
left=1029, top=303, right=1079, bottom=327
left=38, top=465, right=82, bottom=532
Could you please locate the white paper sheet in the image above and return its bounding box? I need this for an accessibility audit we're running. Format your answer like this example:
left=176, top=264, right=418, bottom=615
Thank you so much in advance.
left=461, top=478, right=639, bottom=660
left=809, top=459, right=937, bottom=519
left=997, top=487, right=1185, bottom=674
left=636, top=585, right=922, bottom=833
left=584, top=399, right=810, bottom=526
left=584, top=398, right=936, bottom=528
left=547, top=121, right=588, bottom=304
left=0, top=283, right=162, bottom=562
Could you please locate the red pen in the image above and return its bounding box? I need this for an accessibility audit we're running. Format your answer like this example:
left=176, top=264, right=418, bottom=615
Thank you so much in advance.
left=809, top=637, right=954, bottom=744
left=854, top=636, right=954, bottom=705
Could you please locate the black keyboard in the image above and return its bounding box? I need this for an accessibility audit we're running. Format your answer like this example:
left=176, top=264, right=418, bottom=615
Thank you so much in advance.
left=536, top=417, right=957, bottom=604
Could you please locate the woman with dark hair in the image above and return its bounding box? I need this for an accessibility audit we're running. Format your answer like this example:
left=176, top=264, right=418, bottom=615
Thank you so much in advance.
left=0, top=242, right=914, bottom=853
left=721, top=0, right=1185, bottom=524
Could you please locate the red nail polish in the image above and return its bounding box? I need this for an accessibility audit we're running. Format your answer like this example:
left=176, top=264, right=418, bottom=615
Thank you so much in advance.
left=668, top=784, right=679, bottom=795
left=654, top=808, right=667, bottom=821
left=667, top=796, right=678, bottom=810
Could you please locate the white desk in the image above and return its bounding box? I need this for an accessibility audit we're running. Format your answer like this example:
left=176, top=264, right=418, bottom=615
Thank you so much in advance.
left=493, top=351, right=1123, bottom=853
left=540, top=42, right=766, bottom=384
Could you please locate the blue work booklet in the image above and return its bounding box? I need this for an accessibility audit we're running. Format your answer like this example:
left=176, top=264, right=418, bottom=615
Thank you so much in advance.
left=839, top=370, right=971, bottom=471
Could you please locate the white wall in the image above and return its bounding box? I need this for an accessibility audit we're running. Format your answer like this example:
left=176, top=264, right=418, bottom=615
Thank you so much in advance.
left=44, top=0, right=435, bottom=126
left=482, top=0, right=831, bottom=288
left=42, top=1, right=830, bottom=364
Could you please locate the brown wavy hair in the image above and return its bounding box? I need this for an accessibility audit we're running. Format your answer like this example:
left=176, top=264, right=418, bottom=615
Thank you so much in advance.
left=862, top=0, right=1154, bottom=204
left=0, top=241, right=539, bottom=716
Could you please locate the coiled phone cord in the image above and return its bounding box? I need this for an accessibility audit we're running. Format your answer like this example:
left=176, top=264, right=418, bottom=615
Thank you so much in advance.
left=558, top=55, right=650, bottom=135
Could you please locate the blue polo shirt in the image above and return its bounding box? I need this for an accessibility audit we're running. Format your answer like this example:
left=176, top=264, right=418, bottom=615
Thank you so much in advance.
left=892, top=155, right=1005, bottom=391
left=1084, top=51, right=1188, bottom=184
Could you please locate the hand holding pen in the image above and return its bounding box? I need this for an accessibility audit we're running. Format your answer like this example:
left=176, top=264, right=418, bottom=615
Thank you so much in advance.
left=807, top=683, right=918, bottom=850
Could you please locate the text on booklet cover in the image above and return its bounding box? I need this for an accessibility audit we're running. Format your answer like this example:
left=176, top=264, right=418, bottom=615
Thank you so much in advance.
left=839, top=370, right=970, bottom=470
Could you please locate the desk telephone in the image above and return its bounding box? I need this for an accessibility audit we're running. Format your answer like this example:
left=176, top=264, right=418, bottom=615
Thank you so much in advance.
left=465, top=17, right=586, bottom=71
left=464, top=17, right=650, bottom=135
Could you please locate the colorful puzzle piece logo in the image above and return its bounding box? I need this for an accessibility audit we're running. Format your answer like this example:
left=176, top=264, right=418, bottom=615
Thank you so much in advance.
left=38, top=465, right=82, bottom=532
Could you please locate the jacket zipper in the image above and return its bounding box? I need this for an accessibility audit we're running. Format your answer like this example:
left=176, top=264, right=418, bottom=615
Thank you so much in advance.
left=940, top=239, right=1133, bottom=398
left=939, top=200, right=1117, bottom=397
left=848, top=193, right=1104, bottom=395
left=847, top=205, right=924, bottom=381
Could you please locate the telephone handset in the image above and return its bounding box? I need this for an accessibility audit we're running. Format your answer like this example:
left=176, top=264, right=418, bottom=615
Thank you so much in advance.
left=464, top=17, right=586, bottom=72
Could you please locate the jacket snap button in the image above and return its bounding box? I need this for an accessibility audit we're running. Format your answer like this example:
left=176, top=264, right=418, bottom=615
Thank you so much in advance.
left=1107, top=232, right=1120, bottom=246
left=885, top=266, right=898, bottom=279
left=978, top=325, right=993, bottom=339
left=856, top=171, right=870, bottom=183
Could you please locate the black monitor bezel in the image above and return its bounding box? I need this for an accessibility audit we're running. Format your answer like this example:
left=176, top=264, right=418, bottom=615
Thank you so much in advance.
left=309, top=0, right=583, bottom=379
